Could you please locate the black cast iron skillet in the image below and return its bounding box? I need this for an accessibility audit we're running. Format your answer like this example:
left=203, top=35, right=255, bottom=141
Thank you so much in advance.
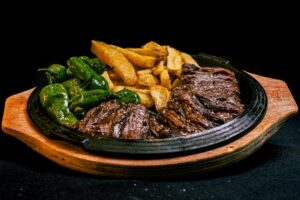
left=27, top=53, right=267, bottom=158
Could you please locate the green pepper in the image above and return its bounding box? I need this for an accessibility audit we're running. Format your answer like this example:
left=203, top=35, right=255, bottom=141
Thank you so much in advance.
left=38, top=64, right=68, bottom=83
left=70, top=89, right=111, bottom=110
left=39, top=83, right=78, bottom=128
left=67, top=57, right=108, bottom=90
left=113, top=89, right=140, bottom=104
left=78, top=56, right=106, bottom=74
left=62, top=78, right=82, bottom=91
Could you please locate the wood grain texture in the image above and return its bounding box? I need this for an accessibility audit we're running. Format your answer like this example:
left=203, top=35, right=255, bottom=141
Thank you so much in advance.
left=1, top=73, right=298, bottom=178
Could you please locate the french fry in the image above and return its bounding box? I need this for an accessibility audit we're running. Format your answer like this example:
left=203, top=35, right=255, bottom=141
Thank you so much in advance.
left=108, top=71, right=122, bottom=81
left=150, top=85, right=170, bottom=111
left=137, top=69, right=152, bottom=75
left=101, top=71, right=114, bottom=90
left=152, top=60, right=165, bottom=75
left=181, top=52, right=200, bottom=67
left=166, top=46, right=183, bottom=75
left=142, top=41, right=168, bottom=57
left=159, top=69, right=172, bottom=90
left=171, top=78, right=181, bottom=89
left=137, top=73, right=159, bottom=87
left=137, top=92, right=154, bottom=108
left=91, top=40, right=137, bottom=85
left=111, top=45, right=156, bottom=68
left=127, top=47, right=167, bottom=57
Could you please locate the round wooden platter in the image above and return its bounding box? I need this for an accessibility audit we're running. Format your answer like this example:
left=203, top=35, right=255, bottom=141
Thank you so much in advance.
left=1, top=73, right=298, bottom=178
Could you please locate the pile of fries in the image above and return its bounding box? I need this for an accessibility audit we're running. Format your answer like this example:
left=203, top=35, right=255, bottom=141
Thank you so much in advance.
left=91, top=40, right=200, bottom=111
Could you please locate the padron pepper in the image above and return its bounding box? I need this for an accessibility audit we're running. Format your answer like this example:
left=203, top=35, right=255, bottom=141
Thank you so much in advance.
left=67, top=57, right=108, bottom=90
left=79, top=56, right=106, bottom=74
left=38, top=64, right=68, bottom=83
left=70, top=89, right=111, bottom=111
left=113, top=89, right=140, bottom=104
left=39, top=82, right=78, bottom=128
left=62, top=78, right=82, bottom=91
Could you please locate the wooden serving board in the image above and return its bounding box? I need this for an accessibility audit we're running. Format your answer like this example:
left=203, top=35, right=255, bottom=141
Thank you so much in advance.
left=1, top=73, right=298, bottom=178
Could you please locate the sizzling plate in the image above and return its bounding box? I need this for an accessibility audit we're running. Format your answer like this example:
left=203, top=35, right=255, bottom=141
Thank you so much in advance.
left=27, top=53, right=267, bottom=157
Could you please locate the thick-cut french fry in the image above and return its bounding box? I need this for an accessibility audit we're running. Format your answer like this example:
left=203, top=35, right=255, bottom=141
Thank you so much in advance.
left=101, top=71, right=114, bottom=90
left=150, top=85, right=170, bottom=111
left=152, top=60, right=165, bottom=75
left=181, top=52, right=200, bottom=67
left=166, top=46, right=182, bottom=75
left=137, top=92, right=154, bottom=108
left=108, top=71, right=122, bottom=81
left=127, top=47, right=167, bottom=57
left=91, top=40, right=137, bottom=85
left=111, top=45, right=156, bottom=68
left=137, top=69, right=152, bottom=75
left=142, top=41, right=168, bottom=57
left=137, top=73, right=159, bottom=87
left=160, top=69, right=171, bottom=90
left=171, top=78, right=181, bottom=89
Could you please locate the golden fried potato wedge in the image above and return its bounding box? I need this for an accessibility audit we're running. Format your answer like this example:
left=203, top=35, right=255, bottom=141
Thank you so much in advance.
left=159, top=69, right=172, bottom=90
left=137, top=92, right=154, bottom=108
left=101, top=71, right=114, bottom=90
left=91, top=40, right=137, bottom=85
left=127, top=47, right=167, bottom=57
left=150, top=85, right=170, bottom=111
left=108, top=71, right=122, bottom=81
left=171, top=78, right=181, bottom=89
left=142, top=41, right=168, bottom=57
left=181, top=52, right=200, bottom=67
left=166, top=46, right=183, bottom=75
left=137, top=73, right=159, bottom=87
left=136, top=69, right=152, bottom=75
left=111, top=45, right=156, bottom=68
left=152, top=60, right=165, bottom=75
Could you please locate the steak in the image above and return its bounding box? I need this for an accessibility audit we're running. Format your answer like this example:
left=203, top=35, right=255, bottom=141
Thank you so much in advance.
left=78, top=64, right=244, bottom=139
left=78, top=100, right=150, bottom=139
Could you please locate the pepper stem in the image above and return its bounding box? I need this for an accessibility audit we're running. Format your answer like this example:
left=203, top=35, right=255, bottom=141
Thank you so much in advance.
left=46, top=73, right=53, bottom=85
left=38, top=68, right=52, bottom=73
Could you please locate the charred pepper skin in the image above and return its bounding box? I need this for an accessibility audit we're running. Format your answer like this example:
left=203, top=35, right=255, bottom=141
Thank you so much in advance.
left=38, top=64, right=68, bottom=83
left=67, top=57, right=108, bottom=90
left=39, top=83, right=78, bottom=128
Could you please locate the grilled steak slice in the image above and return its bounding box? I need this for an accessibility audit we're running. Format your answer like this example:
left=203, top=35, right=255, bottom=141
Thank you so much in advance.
left=78, top=100, right=150, bottom=139
left=160, top=64, right=244, bottom=134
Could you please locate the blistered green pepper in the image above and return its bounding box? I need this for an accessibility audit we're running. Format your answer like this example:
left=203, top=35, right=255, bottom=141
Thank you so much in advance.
left=62, top=78, right=82, bottom=90
left=79, top=56, right=106, bottom=74
left=67, top=57, right=108, bottom=90
left=39, top=82, right=78, bottom=128
left=113, top=89, right=140, bottom=104
left=70, top=89, right=111, bottom=110
left=38, top=64, right=68, bottom=83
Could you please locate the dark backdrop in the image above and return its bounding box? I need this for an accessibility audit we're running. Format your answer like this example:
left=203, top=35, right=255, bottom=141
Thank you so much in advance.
left=1, top=6, right=299, bottom=200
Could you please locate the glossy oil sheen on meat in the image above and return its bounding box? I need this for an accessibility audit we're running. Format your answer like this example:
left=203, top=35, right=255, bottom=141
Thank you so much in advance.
left=78, top=64, right=244, bottom=139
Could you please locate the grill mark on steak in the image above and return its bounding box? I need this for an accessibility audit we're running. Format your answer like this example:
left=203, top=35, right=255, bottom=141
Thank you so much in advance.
left=78, top=64, right=244, bottom=139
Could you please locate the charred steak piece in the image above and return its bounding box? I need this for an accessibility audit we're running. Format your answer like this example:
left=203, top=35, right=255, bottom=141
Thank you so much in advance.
left=78, top=64, right=244, bottom=139
left=78, top=100, right=150, bottom=139
left=159, top=64, right=244, bottom=135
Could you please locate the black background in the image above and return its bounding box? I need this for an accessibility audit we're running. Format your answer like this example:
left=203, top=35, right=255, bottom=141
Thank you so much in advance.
left=1, top=5, right=299, bottom=200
